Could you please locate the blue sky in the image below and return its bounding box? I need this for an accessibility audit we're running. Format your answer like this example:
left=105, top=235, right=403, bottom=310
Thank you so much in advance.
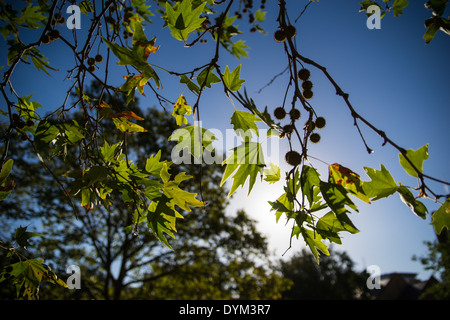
left=1, top=0, right=449, bottom=280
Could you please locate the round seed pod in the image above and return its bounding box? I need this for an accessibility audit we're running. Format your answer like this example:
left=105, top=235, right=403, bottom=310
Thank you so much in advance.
left=315, top=117, right=326, bottom=129
left=284, top=25, right=297, bottom=38
left=303, top=90, right=314, bottom=100
left=274, top=107, right=286, bottom=120
left=301, top=80, right=313, bottom=91
left=289, top=108, right=301, bottom=121
left=298, top=68, right=311, bottom=81
left=285, top=150, right=302, bottom=166
left=274, top=29, right=287, bottom=43
left=310, top=133, right=321, bottom=143
left=95, top=54, right=103, bottom=63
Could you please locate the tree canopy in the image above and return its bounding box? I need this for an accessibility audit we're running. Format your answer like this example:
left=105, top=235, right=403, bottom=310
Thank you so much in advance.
left=0, top=0, right=449, bottom=299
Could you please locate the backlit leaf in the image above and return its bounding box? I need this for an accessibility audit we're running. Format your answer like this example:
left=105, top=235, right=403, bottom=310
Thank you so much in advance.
left=223, top=65, right=245, bottom=91
left=397, top=184, right=428, bottom=219
left=169, top=126, right=216, bottom=159
left=165, top=0, right=206, bottom=42
left=263, top=163, right=280, bottom=184
left=399, top=144, right=429, bottom=178
left=172, top=94, right=192, bottom=126
left=221, top=141, right=265, bottom=197
left=320, top=181, right=359, bottom=234
left=363, top=164, right=398, bottom=201
left=301, top=228, right=329, bottom=264
left=230, top=110, right=260, bottom=136
left=432, top=199, right=450, bottom=234
left=112, top=117, right=148, bottom=134
left=300, top=165, right=321, bottom=205
left=329, top=163, right=370, bottom=203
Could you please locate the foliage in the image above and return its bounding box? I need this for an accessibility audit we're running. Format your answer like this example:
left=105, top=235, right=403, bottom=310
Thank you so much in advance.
left=1, top=97, right=290, bottom=299
left=359, top=0, right=450, bottom=43
left=280, top=248, right=372, bottom=300
left=413, top=214, right=450, bottom=300
left=0, top=0, right=448, bottom=298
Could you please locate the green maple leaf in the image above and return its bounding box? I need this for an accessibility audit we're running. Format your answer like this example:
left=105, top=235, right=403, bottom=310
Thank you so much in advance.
left=300, top=165, right=321, bottom=205
left=230, top=110, right=260, bottom=136
left=220, top=141, right=265, bottom=197
left=316, top=211, right=348, bottom=244
left=145, top=150, right=166, bottom=176
left=103, top=38, right=160, bottom=89
left=432, top=199, right=450, bottom=234
left=14, top=225, right=43, bottom=249
left=169, top=126, right=216, bottom=159
left=165, top=0, right=206, bottom=42
left=147, top=163, right=205, bottom=248
left=223, top=65, right=245, bottom=91
left=392, top=0, right=409, bottom=17
left=0, top=259, right=66, bottom=299
left=231, top=40, right=249, bottom=60
left=197, top=67, right=221, bottom=88
left=399, top=144, right=429, bottom=178
left=320, top=181, right=359, bottom=234
left=362, top=164, right=398, bottom=201
left=263, top=163, right=280, bottom=184
left=18, top=4, right=46, bottom=29
left=397, top=184, right=428, bottom=219
left=301, top=228, right=330, bottom=264
left=268, top=191, right=294, bottom=222
left=147, top=195, right=180, bottom=249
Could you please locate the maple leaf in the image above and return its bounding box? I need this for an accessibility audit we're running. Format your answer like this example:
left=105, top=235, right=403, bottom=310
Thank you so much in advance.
left=172, top=94, right=192, bottom=126
left=329, top=163, right=370, bottom=203
left=220, top=141, right=265, bottom=197
left=165, top=0, right=206, bottom=42
left=263, top=162, right=280, bottom=184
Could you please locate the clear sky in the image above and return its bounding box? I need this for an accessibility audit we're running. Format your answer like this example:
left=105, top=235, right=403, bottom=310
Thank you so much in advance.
left=2, top=0, right=449, bottom=280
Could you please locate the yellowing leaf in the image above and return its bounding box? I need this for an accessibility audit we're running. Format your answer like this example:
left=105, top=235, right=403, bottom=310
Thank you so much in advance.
left=329, top=163, right=370, bottom=203
left=112, top=118, right=148, bottom=134
left=109, top=110, right=145, bottom=121
left=172, top=94, right=192, bottom=126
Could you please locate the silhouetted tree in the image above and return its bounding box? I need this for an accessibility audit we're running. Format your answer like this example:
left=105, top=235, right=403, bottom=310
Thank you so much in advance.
left=280, top=248, right=371, bottom=300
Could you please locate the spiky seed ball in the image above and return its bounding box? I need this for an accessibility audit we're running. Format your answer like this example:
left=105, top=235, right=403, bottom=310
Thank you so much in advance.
left=274, top=29, right=287, bottom=43
left=48, top=30, right=60, bottom=41
left=285, top=25, right=297, bottom=38
left=285, top=150, right=302, bottom=166
left=298, top=68, right=310, bottom=81
left=282, top=124, right=294, bottom=135
left=95, top=54, right=103, bottom=63
left=87, top=65, right=95, bottom=73
left=289, top=108, right=301, bottom=121
left=310, top=133, right=321, bottom=143
left=274, top=107, right=286, bottom=120
left=303, top=90, right=314, bottom=100
left=301, top=80, right=313, bottom=91
left=42, top=34, right=50, bottom=44
left=87, top=57, right=96, bottom=66
left=315, top=117, right=326, bottom=129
